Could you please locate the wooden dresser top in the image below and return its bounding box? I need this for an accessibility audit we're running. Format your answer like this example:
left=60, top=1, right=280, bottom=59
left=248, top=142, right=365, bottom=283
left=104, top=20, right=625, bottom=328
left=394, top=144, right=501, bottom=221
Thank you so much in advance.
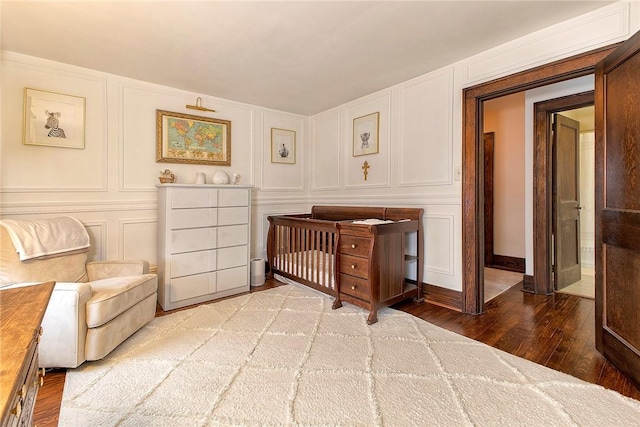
left=0, top=282, right=54, bottom=421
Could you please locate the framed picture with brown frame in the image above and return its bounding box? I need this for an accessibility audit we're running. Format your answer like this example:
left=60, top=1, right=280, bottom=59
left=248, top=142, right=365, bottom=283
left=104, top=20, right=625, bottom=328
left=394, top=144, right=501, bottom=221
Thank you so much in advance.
left=352, top=112, right=379, bottom=157
left=156, top=110, right=231, bottom=165
left=271, top=128, right=296, bottom=164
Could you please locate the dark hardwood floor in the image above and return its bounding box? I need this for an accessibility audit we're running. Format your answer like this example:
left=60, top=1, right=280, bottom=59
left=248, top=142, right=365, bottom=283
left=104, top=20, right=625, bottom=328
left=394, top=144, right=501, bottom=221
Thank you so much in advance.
left=34, top=279, right=640, bottom=426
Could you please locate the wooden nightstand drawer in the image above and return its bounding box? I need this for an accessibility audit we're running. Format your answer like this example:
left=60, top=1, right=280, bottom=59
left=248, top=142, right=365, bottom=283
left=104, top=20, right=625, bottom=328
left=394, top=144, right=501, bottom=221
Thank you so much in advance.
left=340, top=274, right=370, bottom=301
left=339, top=254, right=369, bottom=279
left=340, top=236, right=370, bottom=257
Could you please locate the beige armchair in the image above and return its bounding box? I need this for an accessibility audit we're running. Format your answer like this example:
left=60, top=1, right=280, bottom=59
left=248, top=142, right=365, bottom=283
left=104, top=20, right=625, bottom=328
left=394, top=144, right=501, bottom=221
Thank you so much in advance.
left=0, top=221, right=158, bottom=368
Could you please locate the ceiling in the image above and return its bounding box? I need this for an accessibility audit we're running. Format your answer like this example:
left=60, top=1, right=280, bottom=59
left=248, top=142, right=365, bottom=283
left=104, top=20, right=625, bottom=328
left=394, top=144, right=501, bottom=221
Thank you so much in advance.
left=1, top=1, right=614, bottom=116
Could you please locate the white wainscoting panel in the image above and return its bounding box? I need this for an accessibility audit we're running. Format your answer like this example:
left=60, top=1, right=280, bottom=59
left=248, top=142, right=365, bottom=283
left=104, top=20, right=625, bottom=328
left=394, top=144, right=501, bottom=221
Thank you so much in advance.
left=463, top=2, right=630, bottom=86
left=120, top=84, right=254, bottom=191
left=84, top=221, right=107, bottom=263
left=397, top=69, right=453, bottom=186
left=1, top=54, right=108, bottom=192
left=345, top=92, right=391, bottom=189
left=311, top=109, right=341, bottom=191
left=260, top=111, right=305, bottom=191
left=120, top=218, right=158, bottom=265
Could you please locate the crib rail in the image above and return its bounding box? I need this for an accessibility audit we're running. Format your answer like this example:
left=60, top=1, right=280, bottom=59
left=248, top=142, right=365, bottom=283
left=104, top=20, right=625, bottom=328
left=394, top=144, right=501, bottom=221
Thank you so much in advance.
left=267, top=215, right=339, bottom=297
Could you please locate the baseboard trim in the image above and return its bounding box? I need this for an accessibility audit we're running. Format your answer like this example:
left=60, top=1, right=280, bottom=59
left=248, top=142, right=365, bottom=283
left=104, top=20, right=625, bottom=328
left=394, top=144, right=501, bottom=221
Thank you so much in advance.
left=423, top=283, right=462, bottom=312
left=487, top=255, right=526, bottom=273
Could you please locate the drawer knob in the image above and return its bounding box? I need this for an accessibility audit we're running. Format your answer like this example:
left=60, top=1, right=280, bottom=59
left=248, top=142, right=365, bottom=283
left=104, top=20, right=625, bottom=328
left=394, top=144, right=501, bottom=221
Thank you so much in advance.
left=350, top=264, right=356, bottom=269
left=351, top=244, right=356, bottom=249
left=351, top=285, right=356, bottom=290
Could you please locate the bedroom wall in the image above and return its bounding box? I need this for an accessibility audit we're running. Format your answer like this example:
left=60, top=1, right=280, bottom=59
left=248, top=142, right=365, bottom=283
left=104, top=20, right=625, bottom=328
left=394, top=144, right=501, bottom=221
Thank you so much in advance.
left=308, top=1, right=638, bottom=291
left=1, top=2, right=637, bottom=294
left=0, top=51, right=307, bottom=265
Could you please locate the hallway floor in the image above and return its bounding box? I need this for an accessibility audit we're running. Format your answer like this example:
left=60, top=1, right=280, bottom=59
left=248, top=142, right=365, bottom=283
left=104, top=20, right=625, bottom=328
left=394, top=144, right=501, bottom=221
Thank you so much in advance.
left=484, top=267, right=523, bottom=302
left=556, top=267, right=595, bottom=299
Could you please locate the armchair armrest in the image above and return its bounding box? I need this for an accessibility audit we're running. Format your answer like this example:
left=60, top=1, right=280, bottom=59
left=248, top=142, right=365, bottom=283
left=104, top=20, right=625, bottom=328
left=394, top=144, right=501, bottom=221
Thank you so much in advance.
left=40, top=282, right=92, bottom=368
left=86, top=260, right=150, bottom=281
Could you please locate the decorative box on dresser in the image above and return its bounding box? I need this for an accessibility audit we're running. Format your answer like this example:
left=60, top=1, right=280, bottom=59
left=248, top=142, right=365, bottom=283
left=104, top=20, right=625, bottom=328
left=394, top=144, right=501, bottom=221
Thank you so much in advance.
left=157, top=184, right=252, bottom=310
left=1, top=281, right=54, bottom=427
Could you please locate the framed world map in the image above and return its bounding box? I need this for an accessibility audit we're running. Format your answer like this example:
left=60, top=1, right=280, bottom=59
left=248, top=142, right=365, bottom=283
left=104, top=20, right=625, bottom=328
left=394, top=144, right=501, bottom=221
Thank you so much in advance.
left=156, top=110, right=231, bottom=165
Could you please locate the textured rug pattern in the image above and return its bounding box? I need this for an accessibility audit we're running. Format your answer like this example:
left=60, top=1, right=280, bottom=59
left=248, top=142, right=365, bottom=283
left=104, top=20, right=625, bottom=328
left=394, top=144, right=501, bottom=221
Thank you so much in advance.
left=59, top=284, right=640, bottom=426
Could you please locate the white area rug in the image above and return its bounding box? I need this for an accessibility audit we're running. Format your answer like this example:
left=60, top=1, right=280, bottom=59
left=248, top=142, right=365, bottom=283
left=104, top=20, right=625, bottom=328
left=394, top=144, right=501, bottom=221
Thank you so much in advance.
left=59, top=284, right=640, bottom=426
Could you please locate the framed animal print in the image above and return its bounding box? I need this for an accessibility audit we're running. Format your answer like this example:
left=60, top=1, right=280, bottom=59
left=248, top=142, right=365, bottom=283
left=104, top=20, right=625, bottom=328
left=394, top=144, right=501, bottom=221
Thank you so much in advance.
left=271, top=128, right=296, bottom=164
left=353, top=112, right=379, bottom=156
left=23, top=88, right=86, bottom=149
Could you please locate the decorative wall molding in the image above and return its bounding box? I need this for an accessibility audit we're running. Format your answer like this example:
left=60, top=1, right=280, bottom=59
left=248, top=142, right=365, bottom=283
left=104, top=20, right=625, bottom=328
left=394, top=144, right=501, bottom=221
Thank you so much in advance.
left=397, top=68, right=454, bottom=187
left=1, top=57, right=109, bottom=193
left=344, top=92, right=392, bottom=189
left=0, top=199, right=157, bottom=216
left=424, top=214, right=455, bottom=276
left=462, top=2, right=630, bottom=87
left=310, top=109, right=341, bottom=191
left=119, top=218, right=158, bottom=261
left=83, top=220, right=107, bottom=262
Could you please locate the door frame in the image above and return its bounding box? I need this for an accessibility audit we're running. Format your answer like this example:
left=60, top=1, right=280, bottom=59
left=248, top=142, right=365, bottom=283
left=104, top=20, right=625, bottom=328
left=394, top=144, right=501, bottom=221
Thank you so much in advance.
left=536, top=94, right=594, bottom=290
left=462, top=44, right=619, bottom=314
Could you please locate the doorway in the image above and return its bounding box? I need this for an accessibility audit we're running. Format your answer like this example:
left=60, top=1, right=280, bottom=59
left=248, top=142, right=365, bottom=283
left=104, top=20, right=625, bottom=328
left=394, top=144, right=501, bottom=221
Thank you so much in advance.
left=461, top=44, right=618, bottom=314
left=552, top=106, right=595, bottom=299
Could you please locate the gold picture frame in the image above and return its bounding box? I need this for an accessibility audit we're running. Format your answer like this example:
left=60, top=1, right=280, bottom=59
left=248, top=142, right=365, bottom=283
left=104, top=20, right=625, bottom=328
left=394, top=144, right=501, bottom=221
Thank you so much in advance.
left=23, top=88, right=86, bottom=149
left=271, top=128, right=296, bottom=164
left=352, top=112, right=379, bottom=156
left=156, top=110, right=231, bottom=165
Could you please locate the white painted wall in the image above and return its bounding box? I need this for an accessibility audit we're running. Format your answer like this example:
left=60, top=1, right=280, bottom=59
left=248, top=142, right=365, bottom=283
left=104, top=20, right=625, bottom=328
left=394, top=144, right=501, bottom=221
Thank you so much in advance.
left=309, top=1, right=638, bottom=290
left=484, top=93, right=526, bottom=259
left=1, top=1, right=638, bottom=292
left=0, top=52, right=307, bottom=265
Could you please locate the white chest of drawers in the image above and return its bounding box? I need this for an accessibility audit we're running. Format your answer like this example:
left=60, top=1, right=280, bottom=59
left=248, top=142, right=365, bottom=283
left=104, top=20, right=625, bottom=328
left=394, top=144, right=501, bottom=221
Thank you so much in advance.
left=157, top=184, right=252, bottom=310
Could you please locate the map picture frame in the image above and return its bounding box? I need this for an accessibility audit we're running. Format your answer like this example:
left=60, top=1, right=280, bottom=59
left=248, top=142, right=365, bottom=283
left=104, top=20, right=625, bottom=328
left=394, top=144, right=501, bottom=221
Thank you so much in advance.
left=156, top=110, right=231, bottom=166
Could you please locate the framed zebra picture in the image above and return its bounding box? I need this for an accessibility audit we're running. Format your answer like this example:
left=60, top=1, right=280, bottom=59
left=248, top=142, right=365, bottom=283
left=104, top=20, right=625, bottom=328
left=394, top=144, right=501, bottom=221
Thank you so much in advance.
left=23, top=88, right=86, bottom=149
left=156, top=110, right=232, bottom=166
left=271, top=128, right=296, bottom=164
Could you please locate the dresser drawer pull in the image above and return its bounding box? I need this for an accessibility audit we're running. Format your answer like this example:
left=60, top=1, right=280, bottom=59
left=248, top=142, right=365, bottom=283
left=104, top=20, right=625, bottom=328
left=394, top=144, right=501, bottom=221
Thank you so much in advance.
left=351, top=264, right=356, bottom=269
left=351, top=285, right=356, bottom=290
left=12, top=401, right=21, bottom=417
left=351, top=244, right=356, bottom=249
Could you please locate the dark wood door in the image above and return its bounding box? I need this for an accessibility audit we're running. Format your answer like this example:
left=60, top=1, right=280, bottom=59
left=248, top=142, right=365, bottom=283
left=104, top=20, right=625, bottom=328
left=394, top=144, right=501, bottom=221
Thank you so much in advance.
left=553, top=114, right=582, bottom=289
left=595, top=29, right=640, bottom=386
left=484, top=132, right=495, bottom=267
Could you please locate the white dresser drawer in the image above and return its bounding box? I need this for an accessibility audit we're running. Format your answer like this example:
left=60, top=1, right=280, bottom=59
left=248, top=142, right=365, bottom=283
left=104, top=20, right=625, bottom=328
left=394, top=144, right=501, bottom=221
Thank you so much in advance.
left=217, top=245, right=248, bottom=270
left=218, top=189, right=249, bottom=207
left=217, top=266, right=248, bottom=292
left=217, top=224, right=248, bottom=248
left=171, top=228, right=217, bottom=254
left=172, top=188, right=218, bottom=208
left=218, top=207, right=249, bottom=226
left=170, top=272, right=216, bottom=302
left=170, top=250, right=216, bottom=278
left=171, top=208, right=218, bottom=229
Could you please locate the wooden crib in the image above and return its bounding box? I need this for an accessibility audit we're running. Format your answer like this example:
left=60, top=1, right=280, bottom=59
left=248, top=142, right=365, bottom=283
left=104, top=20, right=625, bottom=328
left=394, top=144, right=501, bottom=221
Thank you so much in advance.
left=266, top=206, right=424, bottom=324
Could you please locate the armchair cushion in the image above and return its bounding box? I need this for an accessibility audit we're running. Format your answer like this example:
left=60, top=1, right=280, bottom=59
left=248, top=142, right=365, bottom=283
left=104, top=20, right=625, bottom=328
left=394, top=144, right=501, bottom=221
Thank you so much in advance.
left=86, top=274, right=157, bottom=328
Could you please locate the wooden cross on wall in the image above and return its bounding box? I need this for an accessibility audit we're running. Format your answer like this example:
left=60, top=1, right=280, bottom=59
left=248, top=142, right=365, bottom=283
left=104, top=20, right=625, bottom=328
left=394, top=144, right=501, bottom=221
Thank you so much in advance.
left=362, top=161, right=370, bottom=181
